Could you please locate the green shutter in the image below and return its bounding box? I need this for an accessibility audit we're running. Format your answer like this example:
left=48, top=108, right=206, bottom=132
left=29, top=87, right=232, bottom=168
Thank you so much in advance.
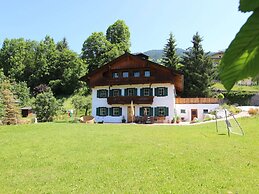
left=155, top=107, right=159, bottom=116
left=155, top=88, right=158, bottom=96
left=109, top=90, right=113, bottom=97
left=119, top=107, right=122, bottom=116
left=150, top=107, right=154, bottom=116
left=149, top=88, right=153, bottom=96
left=105, top=107, right=108, bottom=116
left=109, top=108, right=113, bottom=116
left=164, top=87, right=168, bottom=96
left=125, top=89, right=128, bottom=96
left=97, top=90, right=100, bottom=98
left=96, top=107, right=100, bottom=116
left=140, top=88, right=144, bottom=96
left=118, top=89, right=122, bottom=96
left=104, top=90, right=108, bottom=98
left=134, top=88, right=137, bottom=96
left=140, top=107, right=144, bottom=116
left=165, top=107, right=169, bottom=116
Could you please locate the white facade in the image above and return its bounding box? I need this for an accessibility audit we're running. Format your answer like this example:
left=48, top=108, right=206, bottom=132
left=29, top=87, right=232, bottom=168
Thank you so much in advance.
left=92, top=83, right=176, bottom=123
left=175, top=104, right=219, bottom=121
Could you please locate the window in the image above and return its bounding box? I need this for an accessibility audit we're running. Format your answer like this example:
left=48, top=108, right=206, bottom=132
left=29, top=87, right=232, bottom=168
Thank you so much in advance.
left=144, top=88, right=150, bottom=96
left=97, top=89, right=108, bottom=98
left=122, top=72, right=129, bottom=78
left=133, top=71, right=140, bottom=77
left=140, top=107, right=153, bottom=116
left=96, top=107, right=108, bottom=116
left=155, top=87, right=168, bottom=97
left=144, top=70, right=150, bottom=77
left=181, top=109, right=186, bottom=114
left=155, top=107, right=169, bottom=116
left=113, top=89, right=120, bottom=97
left=203, top=109, right=209, bottom=114
left=140, top=88, right=152, bottom=96
left=110, top=107, right=122, bottom=117
left=109, top=89, right=121, bottom=97
left=112, top=72, right=119, bottom=78
left=125, top=88, right=137, bottom=96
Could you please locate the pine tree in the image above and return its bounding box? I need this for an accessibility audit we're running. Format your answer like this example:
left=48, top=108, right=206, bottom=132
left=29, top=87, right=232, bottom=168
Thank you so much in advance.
left=162, top=33, right=179, bottom=70
left=1, top=81, right=19, bottom=125
left=182, top=32, right=213, bottom=97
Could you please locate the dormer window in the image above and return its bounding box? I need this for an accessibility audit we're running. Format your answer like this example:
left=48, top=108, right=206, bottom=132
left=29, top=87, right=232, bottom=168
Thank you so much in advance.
left=122, top=71, right=129, bottom=78
left=112, top=72, right=119, bottom=78
left=144, top=70, right=150, bottom=77
left=133, top=71, right=140, bottom=77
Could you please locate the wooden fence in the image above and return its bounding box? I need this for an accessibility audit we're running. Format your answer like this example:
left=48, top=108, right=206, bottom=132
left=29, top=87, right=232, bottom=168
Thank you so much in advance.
left=175, top=98, right=219, bottom=104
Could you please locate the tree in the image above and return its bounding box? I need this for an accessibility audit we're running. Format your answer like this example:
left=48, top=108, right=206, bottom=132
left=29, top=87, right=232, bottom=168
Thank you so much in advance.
left=219, top=1, right=259, bottom=91
left=81, top=32, right=119, bottom=73
left=182, top=32, right=213, bottom=97
left=106, top=20, right=131, bottom=53
left=1, top=81, right=19, bottom=125
left=162, top=33, right=179, bottom=70
left=56, top=37, right=69, bottom=51
left=34, top=91, right=59, bottom=122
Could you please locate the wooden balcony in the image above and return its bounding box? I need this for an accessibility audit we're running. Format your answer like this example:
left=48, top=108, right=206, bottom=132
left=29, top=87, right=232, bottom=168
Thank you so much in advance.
left=107, top=96, right=154, bottom=105
left=175, top=98, right=219, bottom=104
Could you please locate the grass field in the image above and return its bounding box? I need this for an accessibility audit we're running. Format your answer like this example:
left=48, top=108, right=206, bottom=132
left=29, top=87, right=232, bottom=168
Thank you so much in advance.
left=0, top=117, right=258, bottom=193
left=213, top=82, right=259, bottom=92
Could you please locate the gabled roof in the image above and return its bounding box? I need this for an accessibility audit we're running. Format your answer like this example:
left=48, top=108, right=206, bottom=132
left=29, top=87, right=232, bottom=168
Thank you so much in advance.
left=80, top=52, right=184, bottom=93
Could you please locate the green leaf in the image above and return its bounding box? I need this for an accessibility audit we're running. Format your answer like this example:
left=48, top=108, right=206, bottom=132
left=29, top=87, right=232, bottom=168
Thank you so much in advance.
left=239, top=0, right=259, bottom=12
left=219, top=9, right=259, bottom=91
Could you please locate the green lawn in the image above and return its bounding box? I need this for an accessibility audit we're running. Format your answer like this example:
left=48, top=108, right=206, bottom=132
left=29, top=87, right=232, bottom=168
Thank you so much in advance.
left=0, top=117, right=258, bottom=193
left=213, top=82, right=259, bottom=92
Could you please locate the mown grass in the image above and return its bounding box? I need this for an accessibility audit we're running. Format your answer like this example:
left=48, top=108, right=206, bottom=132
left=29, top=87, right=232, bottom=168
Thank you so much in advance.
left=213, top=82, right=259, bottom=92
left=0, top=117, right=258, bottom=193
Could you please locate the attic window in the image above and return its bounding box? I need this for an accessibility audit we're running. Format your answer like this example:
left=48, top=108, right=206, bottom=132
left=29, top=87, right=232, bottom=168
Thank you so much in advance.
left=122, top=72, right=129, bottom=78
left=144, top=70, right=150, bottom=77
left=133, top=71, right=140, bottom=77
left=112, top=72, right=119, bottom=78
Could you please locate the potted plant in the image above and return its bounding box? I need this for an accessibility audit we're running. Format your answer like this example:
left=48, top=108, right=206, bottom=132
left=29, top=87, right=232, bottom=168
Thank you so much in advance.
left=122, top=116, right=126, bottom=123
left=176, top=115, right=180, bottom=124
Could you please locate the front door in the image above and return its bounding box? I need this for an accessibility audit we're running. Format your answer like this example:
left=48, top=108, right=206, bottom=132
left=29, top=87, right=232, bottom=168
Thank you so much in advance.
left=127, top=106, right=135, bottom=123
left=191, top=109, right=198, bottom=121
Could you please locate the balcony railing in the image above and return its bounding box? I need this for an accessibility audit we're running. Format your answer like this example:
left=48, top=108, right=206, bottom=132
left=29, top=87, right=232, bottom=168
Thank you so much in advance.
left=107, top=96, right=154, bottom=105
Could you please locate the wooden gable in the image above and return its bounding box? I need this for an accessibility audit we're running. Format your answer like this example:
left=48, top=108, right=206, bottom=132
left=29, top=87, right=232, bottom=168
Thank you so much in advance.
left=81, top=53, right=184, bottom=94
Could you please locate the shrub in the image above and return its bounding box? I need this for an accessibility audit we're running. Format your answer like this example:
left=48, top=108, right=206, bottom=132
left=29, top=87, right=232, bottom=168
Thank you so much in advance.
left=248, top=108, right=259, bottom=116
left=34, top=91, right=59, bottom=122
left=221, top=104, right=241, bottom=114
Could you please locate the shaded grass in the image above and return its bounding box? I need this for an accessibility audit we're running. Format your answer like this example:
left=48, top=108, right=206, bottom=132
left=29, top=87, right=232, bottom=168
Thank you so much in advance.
left=0, top=117, right=258, bottom=193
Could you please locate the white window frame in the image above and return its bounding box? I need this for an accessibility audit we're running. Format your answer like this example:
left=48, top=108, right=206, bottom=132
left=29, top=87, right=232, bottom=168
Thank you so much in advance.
left=143, top=88, right=150, bottom=96
left=99, top=107, right=107, bottom=116
left=158, top=88, right=165, bottom=96
left=128, top=88, right=135, bottom=96
left=99, top=90, right=107, bottom=98
left=113, top=107, right=120, bottom=116
left=113, top=89, right=120, bottom=97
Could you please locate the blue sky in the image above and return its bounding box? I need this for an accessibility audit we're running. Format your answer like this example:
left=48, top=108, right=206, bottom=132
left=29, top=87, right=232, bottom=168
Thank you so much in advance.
left=0, top=0, right=251, bottom=54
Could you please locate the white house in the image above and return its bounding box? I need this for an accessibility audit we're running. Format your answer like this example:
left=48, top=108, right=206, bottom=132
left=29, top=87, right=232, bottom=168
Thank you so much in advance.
left=81, top=53, right=219, bottom=123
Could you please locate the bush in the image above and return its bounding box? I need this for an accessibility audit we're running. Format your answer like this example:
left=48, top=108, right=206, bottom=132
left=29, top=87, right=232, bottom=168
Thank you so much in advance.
left=248, top=108, right=259, bottom=116
left=223, top=91, right=255, bottom=106
left=34, top=91, right=59, bottom=122
left=221, top=104, right=241, bottom=114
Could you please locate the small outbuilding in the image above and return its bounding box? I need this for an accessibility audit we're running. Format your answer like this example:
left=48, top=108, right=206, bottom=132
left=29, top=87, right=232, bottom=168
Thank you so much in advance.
left=21, top=107, right=33, bottom=117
